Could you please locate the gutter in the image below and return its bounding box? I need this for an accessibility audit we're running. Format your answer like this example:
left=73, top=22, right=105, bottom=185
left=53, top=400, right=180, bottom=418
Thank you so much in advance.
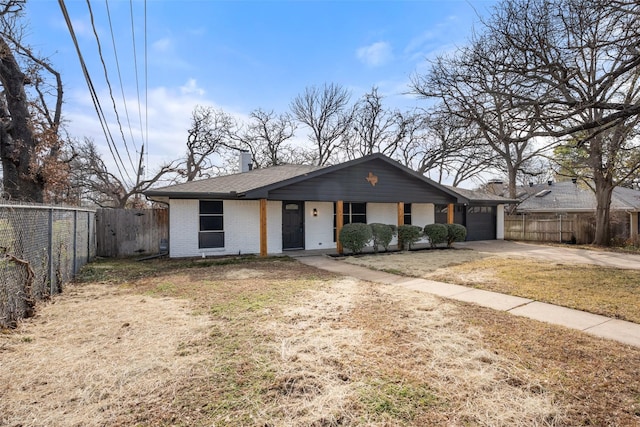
left=143, top=191, right=243, bottom=199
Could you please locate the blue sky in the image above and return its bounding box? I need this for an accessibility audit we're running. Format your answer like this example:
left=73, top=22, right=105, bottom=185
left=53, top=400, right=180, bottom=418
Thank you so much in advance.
left=24, top=0, right=497, bottom=183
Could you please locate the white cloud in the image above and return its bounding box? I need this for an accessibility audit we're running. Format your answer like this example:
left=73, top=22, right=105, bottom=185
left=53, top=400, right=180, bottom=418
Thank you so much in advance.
left=356, top=41, right=393, bottom=67
left=64, top=80, right=210, bottom=177
left=404, top=15, right=467, bottom=62
left=180, top=78, right=205, bottom=96
left=62, top=79, right=255, bottom=184
left=152, top=37, right=173, bottom=53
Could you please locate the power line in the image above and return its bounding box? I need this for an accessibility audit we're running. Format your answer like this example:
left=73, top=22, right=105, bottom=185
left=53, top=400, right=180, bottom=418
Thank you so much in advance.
left=129, top=0, right=146, bottom=173
left=86, top=0, right=137, bottom=174
left=58, top=0, right=133, bottom=187
left=104, top=0, right=140, bottom=159
left=144, top=0, right=149, bottom=180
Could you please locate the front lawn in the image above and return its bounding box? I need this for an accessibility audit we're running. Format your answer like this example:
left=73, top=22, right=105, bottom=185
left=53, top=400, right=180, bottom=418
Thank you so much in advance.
left=428, top=257, right=640, bottom=324
left=1, top=257, right=639, bottom=426
left=345, top=250, right=640, bottom=323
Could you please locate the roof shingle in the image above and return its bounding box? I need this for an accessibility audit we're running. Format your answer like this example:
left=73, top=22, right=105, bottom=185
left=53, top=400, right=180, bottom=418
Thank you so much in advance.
left=146, top=164, right=324, bottom=197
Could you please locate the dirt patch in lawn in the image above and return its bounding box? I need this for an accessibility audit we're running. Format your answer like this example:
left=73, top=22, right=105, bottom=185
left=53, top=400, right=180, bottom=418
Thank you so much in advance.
left=1, top=257, right=640, bottom=426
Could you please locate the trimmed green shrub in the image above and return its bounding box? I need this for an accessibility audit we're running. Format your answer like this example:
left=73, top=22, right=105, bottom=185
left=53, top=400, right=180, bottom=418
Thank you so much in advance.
left=446, top=223, right=467, bottom=247
left=397, top=224, right=423, bottom=250
left=423, top=223, right=448, bottom=248
left=370, top=223, right=395, bottom=252
left=339, top=223, right=372, bottom=254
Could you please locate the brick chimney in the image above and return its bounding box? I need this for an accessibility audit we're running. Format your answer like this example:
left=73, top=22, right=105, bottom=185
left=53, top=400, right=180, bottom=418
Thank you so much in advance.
left=487, top=180, right=504, bottom=195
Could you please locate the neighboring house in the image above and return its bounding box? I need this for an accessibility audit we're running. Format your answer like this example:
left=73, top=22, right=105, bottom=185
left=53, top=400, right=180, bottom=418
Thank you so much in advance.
left=513, top=180, right=640, bottom=242
left=145, top=153, right=512, bottom=258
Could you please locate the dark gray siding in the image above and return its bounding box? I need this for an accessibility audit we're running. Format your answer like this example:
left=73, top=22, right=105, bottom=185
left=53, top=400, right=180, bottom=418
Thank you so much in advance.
left=266, top=159, right=457, bottom=203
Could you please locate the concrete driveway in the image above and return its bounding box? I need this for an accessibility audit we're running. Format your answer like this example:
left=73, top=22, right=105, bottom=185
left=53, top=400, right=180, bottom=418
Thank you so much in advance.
left=457, top=240, right=640, bottom=270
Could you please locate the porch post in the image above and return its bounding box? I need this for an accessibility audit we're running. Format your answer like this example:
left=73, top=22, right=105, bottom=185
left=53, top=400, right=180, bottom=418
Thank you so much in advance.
left=336, top=200, right=344, bottom=254
left=447, top=203, right=454, bottom=224
left=260, top=199, right=268, bottom=257
left=397, top=202, right=404, bottom=226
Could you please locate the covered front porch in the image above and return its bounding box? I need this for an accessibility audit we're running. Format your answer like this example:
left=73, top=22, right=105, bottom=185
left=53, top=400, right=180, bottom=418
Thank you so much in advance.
left=258, top=199, right=458, bottom=256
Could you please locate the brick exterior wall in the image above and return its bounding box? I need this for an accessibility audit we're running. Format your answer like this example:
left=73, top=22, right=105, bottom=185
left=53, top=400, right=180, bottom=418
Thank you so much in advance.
left=169, top=199, right=282, bottom=257
left=167, top=200, right=492, bottom=257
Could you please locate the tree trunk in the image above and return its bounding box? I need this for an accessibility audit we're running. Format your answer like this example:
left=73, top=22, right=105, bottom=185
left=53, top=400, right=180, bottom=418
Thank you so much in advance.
left=0, top=34, right=43, bottom=202
left=593, top=175, right=614, bottom=246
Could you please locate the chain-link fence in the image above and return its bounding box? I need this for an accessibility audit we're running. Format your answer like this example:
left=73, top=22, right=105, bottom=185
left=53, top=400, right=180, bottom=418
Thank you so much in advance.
left=0, top=203, right=95, bottom=328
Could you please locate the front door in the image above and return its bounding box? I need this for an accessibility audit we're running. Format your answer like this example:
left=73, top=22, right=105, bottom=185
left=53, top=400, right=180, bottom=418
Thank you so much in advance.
left=282, top=201, right=304, bottom=250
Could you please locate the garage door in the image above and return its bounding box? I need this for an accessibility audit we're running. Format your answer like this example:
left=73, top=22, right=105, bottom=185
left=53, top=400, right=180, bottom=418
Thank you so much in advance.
left=465, top=206, right=496, bottom=241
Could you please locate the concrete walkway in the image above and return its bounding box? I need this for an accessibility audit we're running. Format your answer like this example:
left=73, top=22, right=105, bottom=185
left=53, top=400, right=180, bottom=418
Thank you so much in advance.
left=294, top=251, right=640, bottom=348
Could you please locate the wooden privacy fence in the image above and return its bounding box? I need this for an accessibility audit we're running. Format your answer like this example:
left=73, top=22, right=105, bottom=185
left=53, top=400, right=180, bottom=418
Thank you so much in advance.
left=504, top=214, right=596, bottom=244
left=96, top=208, right=168, bottom=257
left=505, top=212, right=632, bottom=244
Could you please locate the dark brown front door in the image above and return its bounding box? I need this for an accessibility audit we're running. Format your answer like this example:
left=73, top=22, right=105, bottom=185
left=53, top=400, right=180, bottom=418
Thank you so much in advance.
left=282, top=201, right=304, bottom=250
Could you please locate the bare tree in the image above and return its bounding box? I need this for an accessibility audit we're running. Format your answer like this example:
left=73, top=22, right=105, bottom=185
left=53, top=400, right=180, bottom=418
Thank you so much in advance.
left=411, top=36, right=554, bottom=198
left=0, top=1, right=64, bottom=202
left=341, top=87, right=409, bottom=160
left=405, top=111, right=498, bottom=186
left=290, top=83, right=353, bottom=166
left=229, top=108, right=299, bottom=168
left=480, top=0, right=640, bottom=245
left=70, top=139, right=178, bottom=208
left=181, top=105, right=234, bottom=181
left=482, top=0, right=640, bottom=142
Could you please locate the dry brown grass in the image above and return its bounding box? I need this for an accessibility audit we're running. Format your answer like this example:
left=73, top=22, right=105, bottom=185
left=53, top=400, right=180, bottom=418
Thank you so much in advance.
left=345, top=250, right=640, bottom=323
left=427, top=257, right=640, bottom=323
left=1, top=256, right=639, bottom=426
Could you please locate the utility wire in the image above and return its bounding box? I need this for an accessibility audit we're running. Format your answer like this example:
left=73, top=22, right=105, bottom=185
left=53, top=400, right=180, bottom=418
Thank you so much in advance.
left=144, top=0, right=149, bottom=180
left=104, top=0, right=140, bottom=158
left=129, top=0, right=146, bottom=172
left=86, top=0, right=137, bottom=174
left=58, top=0, right=133, bottom=187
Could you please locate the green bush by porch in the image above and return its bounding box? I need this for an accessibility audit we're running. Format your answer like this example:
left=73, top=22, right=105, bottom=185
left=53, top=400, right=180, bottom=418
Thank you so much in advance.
left=339, top=223, right=373, bottom=254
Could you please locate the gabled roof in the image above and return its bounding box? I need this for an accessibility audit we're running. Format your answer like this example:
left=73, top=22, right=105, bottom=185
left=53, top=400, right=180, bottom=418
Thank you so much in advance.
left=145, top=153, right=512, bottom=205
left=240, top=153, right=466, bottom=201
left=517, top=181, right=640, bottom=212
left=145, top=164, right=324, bottom=199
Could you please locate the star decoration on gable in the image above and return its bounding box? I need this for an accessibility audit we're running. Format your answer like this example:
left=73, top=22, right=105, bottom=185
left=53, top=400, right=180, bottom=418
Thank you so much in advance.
left=365, top=171, right=378, bottom=187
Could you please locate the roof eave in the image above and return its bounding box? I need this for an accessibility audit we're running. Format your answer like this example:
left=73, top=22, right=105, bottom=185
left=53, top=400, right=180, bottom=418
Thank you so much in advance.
left=471, top=198, right=519, bottom=205
left=143, top=190, right=242, bottom=199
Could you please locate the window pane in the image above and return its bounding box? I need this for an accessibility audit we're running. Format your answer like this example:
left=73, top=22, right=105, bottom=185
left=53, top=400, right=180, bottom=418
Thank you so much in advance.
left=200, top=200, right=223, bottom=215
left=199, top=232, right=224, bottom=248
left=404, top=214, right=412, bottom=225
left=200, top=216, right=223, bottom=231
left=404, top=203, right=412, bottom=214
left=351, top=215, right=367, bottom=224
left=351, top=203, right=366, bottom=214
